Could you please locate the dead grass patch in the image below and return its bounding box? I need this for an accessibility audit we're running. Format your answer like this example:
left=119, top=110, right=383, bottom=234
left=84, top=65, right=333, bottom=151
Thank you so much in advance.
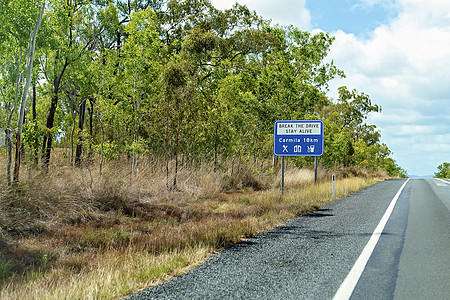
left=0, top=246, right=212, bottom=300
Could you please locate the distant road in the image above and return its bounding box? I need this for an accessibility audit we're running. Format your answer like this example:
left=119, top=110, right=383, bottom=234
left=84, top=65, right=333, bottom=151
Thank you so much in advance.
left=127, top=179, right=450, bottom=299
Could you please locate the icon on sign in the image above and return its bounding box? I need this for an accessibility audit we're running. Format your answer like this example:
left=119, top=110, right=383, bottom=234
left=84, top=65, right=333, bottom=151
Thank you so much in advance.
left=307, top=145, right=315, bottom=153
left=283, top=145, right=288, bottom=152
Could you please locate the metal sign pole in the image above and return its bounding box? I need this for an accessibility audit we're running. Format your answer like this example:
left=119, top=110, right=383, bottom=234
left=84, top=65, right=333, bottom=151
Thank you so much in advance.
left=332, top=174, right=336, bottom=200
left=281, top=156, right=285, bottom=195
left=314, top=156, right=318, bottom=184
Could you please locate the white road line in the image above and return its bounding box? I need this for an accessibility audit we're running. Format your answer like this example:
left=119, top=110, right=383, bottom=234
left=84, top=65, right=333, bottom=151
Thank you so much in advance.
left=435, top=178, right=450, bottom=185
left=333, top=178, right=410, bottom=300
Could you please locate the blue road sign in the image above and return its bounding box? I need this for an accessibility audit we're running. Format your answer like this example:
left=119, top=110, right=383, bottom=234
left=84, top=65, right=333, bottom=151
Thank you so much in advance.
left=273, top=120, right=324, bottom=156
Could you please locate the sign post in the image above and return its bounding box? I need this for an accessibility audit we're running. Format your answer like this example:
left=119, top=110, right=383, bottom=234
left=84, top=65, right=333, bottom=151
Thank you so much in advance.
left=281, top=156, right=285, bottom=194
left=274, top=120, right=324, bottom=193
left=315, top=156, right=318, bottom=184
left=332, top=174, right=336, bottom=200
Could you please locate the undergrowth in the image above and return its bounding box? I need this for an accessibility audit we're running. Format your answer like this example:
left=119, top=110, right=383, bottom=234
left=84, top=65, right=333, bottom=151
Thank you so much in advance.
left=0, top=152, right=387, bottom=299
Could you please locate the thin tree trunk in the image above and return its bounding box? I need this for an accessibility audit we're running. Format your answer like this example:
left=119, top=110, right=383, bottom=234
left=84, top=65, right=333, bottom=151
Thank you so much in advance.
left=70, top=114, right=76, bottom=165
left=173, top=126, right=179, bottom=188
left=5, top=54, right=23, bottom=186
left=14, top=0, right=44, bottom=182
left=99, top=117, right=104, bottom=175
left=13, top=132, right=21, bottom=182
left=13, top=114, right=26, bottom=182
left=164, top=126, right=169, bottom=189
left=69, top=91, right=76, bottom=165
left=42, top=94, right=58, bottom=167
left=75, top=99, right=86, bottom=166
left=89, top=98, right=94, bottom=138
left=6, top=128, right=13, bottom=187
left=214, top=121, right=219, bottom=170
left=87, top=98, right=94, bottom=159
left=96, top=98, right=104, bottom=175
left=32, top=85, right=38, bottom=166
left=42, top=55, right=69, bottom=168
left=172, top=112, right=183, bottom=189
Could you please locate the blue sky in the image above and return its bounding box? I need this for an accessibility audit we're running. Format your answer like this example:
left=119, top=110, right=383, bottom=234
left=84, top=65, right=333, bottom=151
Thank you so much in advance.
left=306, top=0, right=398, bottom=37
left=210, top=0, right=450, bottom=176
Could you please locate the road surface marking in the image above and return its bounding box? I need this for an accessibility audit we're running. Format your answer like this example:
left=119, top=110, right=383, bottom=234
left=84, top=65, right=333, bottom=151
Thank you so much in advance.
left=435, top=178, right=450, bottom=185
left=333, top=178, right=410, bottom=300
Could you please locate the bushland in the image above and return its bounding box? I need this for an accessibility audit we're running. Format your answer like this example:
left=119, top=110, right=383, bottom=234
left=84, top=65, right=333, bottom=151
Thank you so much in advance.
left=0, top=151, right=386, bottom=299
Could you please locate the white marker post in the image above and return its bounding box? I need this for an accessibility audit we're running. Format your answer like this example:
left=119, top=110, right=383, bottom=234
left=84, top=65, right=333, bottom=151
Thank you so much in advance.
left=332, top=174, right=336, bottom=200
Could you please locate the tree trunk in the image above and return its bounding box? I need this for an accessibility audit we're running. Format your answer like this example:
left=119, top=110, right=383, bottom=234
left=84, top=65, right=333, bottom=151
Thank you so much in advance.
left=75, top=99, right=86, bottom=166
left=89, top=99, right=94, bottom=138
left=13, top=132, right=22, bottom=182
left=5, top=53, right=23, bottom=186
left=13, top=1, right=44, bottom=182
left=99, top=114, right=105, bottom=175
left=173, top=126, right=179, bottom=188
left=32, top=85, right=38, bottom=165
left=87, top=98, right=94, bottom=159
left=70, top=111, right=76, bottom=165
left=172, top=110, right=184, bottom=189
left=214, top=121, right=219, bottom=170
left=42, top=55, right=69, bottom=168
left=42, top=94, right=59, bottom=167
left=13, top=112, right=26, bottom=182
left=5, top=128, right=13, bottom=187
left=164, top=126, right=170, bottom=189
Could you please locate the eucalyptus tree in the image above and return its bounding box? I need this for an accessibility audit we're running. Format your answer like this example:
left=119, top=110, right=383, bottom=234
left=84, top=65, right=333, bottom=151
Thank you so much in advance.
left=320, top=86, right=385, bottom=169
left=39, top=0, right=123, bottom=167
left=0, top=0, right=45, bottom=185
left=155, top=0, right=283, bottom=186
left=153, top=0, right=347, bottom=178
left=13, top=1, right=45, bottom=181
left=0, top=30, right=23, bottom=186
left=105, top=8, right=162, bottom=174
left=59, top=0, right=167, bottom=167
left=157, top=1, right=271, bottom=164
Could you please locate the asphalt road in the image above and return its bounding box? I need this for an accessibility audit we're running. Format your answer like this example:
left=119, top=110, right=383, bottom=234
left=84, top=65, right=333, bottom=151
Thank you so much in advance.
left=127, top=178, right=450, bottom=299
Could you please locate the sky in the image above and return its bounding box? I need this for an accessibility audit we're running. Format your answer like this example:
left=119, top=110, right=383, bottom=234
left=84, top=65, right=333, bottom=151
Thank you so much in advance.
left=210, top=0, right=450, bottom=176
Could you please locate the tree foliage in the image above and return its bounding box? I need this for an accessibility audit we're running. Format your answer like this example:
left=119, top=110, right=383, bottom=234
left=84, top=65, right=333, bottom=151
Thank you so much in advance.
left=435, top=162, right=450, bottom=178
left=1, top=0, right=406, bottom=186
left=0, top=0, right=45, bottom=185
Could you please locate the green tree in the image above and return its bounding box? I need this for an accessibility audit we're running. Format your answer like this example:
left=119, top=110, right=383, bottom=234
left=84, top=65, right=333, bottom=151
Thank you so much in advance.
left=118, top=8, right=161, bottom=174
left=435, top=162, right=450, bottom=178
left=0, top=0, right=45, bottom=185
left=0, top=0, right=406, bottom=184
left=40, top=0, right=90, bottom=167
left=14, top=1, right=45, bottom=182
left=328, top=86, right=381, bottom=132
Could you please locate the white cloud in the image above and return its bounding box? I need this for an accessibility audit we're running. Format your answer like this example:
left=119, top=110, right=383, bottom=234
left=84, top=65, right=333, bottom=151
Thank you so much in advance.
left=326, top=0, right=450, bottom=175
left=353, top=0, right=399, bottom=11
left=209, top=0, right=311, bottom=29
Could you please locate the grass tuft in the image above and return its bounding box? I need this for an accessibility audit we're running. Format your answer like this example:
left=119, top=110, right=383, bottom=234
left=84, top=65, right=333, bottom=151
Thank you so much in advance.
left=0, top=259, right=13, bottom=283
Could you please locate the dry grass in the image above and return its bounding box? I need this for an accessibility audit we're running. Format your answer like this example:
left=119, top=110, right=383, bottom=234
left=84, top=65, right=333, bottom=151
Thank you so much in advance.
left=0, top=151, right=387, bottom=299
left=1, top=245, right=213, bottom=300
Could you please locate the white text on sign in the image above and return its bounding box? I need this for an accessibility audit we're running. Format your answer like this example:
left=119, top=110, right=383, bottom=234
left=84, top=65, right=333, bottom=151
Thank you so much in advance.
left=277, top=122, right=321, bottom=135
